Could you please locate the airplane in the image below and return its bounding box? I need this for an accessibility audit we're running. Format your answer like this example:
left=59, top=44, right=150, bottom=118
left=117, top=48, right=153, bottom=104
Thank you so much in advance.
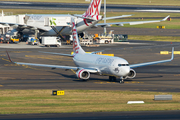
left=6, top=18, right=174, bottom=84
left=0, top=0, right=169, bottom=40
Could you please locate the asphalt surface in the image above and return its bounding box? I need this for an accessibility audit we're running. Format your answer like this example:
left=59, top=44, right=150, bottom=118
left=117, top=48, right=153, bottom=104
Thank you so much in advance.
left=0, top=1, right=180, bottom=12
left=0, top=41, right=180, bottom=92
left=87, top=27, right=180, bottom=36
left=0, top=41, right=180, bottom=119
left=1, top=110, right=180, bottom=120
left=0, top=1, right=180, bottom=119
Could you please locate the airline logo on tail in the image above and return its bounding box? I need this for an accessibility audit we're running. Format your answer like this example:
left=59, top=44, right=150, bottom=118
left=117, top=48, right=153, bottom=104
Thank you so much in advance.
left=83, top=0, right=101, bottom=17
left=83, top=0, right=102, bottom=26
left=72, top=22, right=79, bottom=54
left=72, top=20, right=85, bottom=55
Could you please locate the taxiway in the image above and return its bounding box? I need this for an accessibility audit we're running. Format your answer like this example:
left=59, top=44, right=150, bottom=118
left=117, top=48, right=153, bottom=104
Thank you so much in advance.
left=0, top=41, right=179, bottom=92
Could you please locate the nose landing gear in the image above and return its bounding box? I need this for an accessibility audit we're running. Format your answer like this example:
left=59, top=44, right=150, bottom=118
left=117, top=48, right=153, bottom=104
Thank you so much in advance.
left=120, top=76, right=126, bottom=84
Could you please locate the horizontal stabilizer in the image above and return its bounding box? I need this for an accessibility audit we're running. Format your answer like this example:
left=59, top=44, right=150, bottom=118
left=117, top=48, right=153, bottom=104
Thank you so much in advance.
left=103, top=15, right=132, bottom=20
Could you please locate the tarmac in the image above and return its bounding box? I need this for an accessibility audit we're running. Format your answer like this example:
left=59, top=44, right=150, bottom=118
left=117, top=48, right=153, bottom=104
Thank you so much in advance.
left=0, top=39, right=180, bottom=120
left=1, top=110, right=180, bottom=120
left=87, top=27, right=180, bottom=36
left=0, top=40, right=179, bottom=92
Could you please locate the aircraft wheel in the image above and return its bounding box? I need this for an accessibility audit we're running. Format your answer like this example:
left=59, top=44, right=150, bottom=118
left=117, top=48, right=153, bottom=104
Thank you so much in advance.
left=109, top=76, right=113, bottom=81
left=105, top=40, right=109, bottom=44
left=119, top=80, right=124, bottom=84
left=82, top=79, right=88, bottom=81
left=113, top=76, right=116, bottom=81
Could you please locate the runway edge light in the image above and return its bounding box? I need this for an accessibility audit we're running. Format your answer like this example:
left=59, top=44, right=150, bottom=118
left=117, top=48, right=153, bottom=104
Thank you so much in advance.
left=52, top=90, right=64, bottom=95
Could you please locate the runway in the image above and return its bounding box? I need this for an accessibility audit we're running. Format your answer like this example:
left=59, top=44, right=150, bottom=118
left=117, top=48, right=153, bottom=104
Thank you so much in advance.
left=0, top=41, right=179, bottom=92
left=0, top=1, right=180, bottom=12
left=87, top=27, right=180, bottom=36
left=1, top=110, right=180, bottom=120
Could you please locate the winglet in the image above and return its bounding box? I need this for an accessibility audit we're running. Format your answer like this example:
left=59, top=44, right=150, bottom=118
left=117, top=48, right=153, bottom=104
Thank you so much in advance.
left=171, top=47, right=174, bottom=60
left=162, top=15, right=170, bottom=21
left=6, top=50, right=13, bottom=63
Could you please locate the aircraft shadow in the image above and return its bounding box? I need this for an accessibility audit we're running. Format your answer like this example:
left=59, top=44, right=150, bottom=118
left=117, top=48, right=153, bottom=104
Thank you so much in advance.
left=48, top=71, right=119, bottom=82
left=46, top=71, right=167, bottom=83
left=133, top=75, right=163, bottom=80
left=48, top=71, right=76, bottom=79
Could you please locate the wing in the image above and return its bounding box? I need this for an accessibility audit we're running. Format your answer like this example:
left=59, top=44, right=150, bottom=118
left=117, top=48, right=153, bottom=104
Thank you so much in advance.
left=6, top=51, right=98, bottom=73
left=14, top=62, right=98, bottom=73
left=15, top=62, right=78, bottom=70
left=39, top=51, right=73, bottom=57
left=0, top=22, right=48, bottom=32
left=14, top=62, right=99, bottom=73
left=130, top=47, right=174, bottom=69
left=96, top=15, right=170, bottom=27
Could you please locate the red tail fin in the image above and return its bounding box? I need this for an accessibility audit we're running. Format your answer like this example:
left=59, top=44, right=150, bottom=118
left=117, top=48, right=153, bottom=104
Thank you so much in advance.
left=72, top=18, right=85, bottom=55
left=83, top=0, right=102, bottom=17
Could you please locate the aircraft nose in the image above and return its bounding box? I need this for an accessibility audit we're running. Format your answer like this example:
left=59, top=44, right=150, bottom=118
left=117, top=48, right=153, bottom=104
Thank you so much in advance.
left=124, top=66, right=130, bottom=76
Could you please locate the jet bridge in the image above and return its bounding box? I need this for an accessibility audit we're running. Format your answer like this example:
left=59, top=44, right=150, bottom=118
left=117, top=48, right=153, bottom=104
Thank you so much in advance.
left=44, top=17, right=72, bottom=41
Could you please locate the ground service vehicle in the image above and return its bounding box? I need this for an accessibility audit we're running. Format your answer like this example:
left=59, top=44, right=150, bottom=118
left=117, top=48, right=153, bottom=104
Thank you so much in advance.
left=93, top=30, right=114, bottom=44
left=42, top=37, right=61, bottom=47
left=10, top=35, right=19, bottom=43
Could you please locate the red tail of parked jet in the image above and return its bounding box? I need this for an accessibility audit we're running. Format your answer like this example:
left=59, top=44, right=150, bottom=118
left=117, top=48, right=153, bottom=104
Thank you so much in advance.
left=83, top=0, right=102, bottom=17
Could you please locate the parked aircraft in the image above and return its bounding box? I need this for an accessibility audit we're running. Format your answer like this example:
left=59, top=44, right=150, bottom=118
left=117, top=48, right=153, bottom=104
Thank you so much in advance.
left=0, top=0, right=169, bottom=40
left=7, top=18, right=174, bottom=83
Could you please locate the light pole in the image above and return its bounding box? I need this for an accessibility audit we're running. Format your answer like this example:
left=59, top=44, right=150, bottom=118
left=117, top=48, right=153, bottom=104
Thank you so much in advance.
left=104, top=0, right=106, bottom=35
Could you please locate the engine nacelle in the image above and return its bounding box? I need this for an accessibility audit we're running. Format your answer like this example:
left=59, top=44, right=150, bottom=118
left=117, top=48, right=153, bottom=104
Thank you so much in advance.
left=126, top=69, right=136, bottom=79
left=76, top=69, right=90, bottom=80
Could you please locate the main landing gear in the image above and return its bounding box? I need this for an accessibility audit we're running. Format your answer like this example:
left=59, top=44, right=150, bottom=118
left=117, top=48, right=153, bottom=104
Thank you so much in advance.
left=109, top=76, right=116, bottom=81
left=109, top=76, right=125, bottom=84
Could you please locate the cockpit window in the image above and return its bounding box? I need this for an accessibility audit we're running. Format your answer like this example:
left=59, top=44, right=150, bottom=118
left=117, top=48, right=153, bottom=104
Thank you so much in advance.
left=118, top=64, right=129, bottom=67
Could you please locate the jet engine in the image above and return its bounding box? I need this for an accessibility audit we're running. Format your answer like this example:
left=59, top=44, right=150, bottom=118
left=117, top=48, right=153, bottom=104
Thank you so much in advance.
left=76, top=69, right=90, bottom=80
left=126, top=69, right=136, bottom=79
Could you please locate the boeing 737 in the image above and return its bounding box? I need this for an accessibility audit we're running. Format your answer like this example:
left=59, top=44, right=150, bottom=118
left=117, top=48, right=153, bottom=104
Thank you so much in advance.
left=1, top=0, right=169, bottom=39
left=7, top=18, right=174, bottom=83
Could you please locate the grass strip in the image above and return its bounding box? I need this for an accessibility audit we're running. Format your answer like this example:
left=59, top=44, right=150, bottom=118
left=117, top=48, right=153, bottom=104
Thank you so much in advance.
left=129, top=35, right=180, bottom=42
left=0, top=89, right=180, bottom=114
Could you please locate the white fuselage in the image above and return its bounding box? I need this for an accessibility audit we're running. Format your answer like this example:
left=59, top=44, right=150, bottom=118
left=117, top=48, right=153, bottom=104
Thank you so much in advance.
left=73, top=53, right=130, bottom=77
